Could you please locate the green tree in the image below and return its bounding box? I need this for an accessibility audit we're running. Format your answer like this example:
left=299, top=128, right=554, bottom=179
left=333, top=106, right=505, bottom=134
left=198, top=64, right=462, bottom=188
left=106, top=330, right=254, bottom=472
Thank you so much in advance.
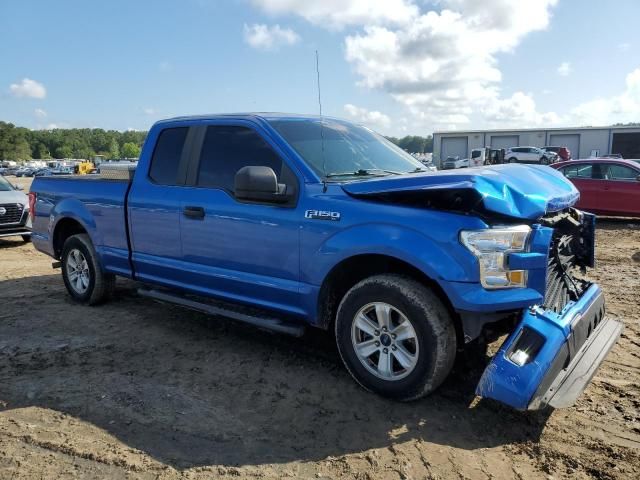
left=55, top=145, right=73, bottom=158
left=121, top=142, right=141, bottom=159
left=108, top=139, right=120, bottom=159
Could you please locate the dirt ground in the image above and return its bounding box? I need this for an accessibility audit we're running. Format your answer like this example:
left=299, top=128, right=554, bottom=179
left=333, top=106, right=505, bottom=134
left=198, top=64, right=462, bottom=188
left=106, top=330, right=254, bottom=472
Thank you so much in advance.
left=1, top=176, right=639, bottom=479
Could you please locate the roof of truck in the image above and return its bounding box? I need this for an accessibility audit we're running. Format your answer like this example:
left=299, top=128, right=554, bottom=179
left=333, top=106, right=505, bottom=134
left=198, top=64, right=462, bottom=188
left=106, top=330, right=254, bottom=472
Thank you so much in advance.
left=155, top=113, right=332, bottom=124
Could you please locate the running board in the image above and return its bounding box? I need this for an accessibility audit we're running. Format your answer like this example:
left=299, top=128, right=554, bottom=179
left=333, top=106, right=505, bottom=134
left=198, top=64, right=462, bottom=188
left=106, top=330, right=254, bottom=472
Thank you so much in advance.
left=137, top=288, right=306, bottom=337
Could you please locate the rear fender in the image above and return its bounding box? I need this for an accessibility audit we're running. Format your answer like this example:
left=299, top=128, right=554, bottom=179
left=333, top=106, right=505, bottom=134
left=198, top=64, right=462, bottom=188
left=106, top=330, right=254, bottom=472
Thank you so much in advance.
left=50, top=198, right=98, bottom=252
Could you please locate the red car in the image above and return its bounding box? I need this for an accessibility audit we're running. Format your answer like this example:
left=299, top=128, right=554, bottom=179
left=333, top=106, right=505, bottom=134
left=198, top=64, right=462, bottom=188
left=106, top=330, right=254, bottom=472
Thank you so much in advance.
left=551, top=159, right=640, bottom=217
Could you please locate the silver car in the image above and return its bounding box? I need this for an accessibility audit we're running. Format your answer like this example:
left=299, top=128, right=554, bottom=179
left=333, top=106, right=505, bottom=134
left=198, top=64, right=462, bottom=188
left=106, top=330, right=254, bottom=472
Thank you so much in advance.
left=0, top=175, right=31, bottom=241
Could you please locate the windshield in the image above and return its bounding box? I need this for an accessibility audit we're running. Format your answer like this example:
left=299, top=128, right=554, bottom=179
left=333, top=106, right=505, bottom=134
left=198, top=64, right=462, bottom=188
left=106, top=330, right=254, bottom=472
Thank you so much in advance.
left=268, top=118, right=425, bottom=179
left=0, top=175, right=14, bottom=191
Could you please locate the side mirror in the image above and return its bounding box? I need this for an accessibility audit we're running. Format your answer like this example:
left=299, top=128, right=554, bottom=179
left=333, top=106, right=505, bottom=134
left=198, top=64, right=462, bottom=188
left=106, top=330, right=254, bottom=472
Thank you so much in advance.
left=234, top=166, right=290, bottom=203
left=636, top=175, right=640, bottom=182
left=13, top=184, right=23, bottom=191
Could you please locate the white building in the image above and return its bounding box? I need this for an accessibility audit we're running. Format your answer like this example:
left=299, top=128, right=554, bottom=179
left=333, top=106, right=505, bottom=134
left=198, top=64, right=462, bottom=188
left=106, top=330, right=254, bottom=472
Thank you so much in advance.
left=433, top=125, right=640, bottom=167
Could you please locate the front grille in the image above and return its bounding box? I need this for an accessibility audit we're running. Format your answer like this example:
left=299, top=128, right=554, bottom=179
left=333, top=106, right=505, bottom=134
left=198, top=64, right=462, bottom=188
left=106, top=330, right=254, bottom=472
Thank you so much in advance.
left=0, top=203, right=25, bottom=225
left=544, top=231, right=586, bottom=313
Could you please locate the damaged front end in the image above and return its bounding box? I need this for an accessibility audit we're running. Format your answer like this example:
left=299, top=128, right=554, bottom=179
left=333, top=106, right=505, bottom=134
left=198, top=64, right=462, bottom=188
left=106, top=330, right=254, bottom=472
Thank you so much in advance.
left=475, top=209, right=624, bottom=410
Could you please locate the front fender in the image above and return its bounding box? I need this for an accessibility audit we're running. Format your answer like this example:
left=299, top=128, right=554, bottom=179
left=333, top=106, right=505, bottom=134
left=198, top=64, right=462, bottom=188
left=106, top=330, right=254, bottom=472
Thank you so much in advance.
left=304, top=223, right=479, bottom=287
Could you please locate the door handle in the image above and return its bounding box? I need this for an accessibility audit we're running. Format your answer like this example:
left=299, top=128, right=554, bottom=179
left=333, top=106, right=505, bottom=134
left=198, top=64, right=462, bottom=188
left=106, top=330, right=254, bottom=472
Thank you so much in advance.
left=183, top=206, right=205, bottom=219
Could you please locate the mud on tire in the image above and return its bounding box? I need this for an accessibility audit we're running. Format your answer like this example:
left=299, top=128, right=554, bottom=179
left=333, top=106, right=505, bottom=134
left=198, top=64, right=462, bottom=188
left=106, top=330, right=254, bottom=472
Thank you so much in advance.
left=335, top=274, right=457, bottom=401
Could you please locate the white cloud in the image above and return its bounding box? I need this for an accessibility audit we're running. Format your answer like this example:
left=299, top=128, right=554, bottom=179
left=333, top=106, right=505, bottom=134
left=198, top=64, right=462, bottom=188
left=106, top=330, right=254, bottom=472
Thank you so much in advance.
left=143, top=107, right=157, bottom=115
left=159, top=61, right=172, bottom=72
left=557, top=61, right=571, bottom=76
left=618, top=43, right=630, bottom=51
left=344, top=1, right=558, bottom=115
left=482, top=92, right=562, bottom=127
left=9, top=78, right=46, bottom=99
left=250, top=0, right=418, bottom=29
left=343, top=103, right=391, bottom=129
left=570, top=67, right=640, bottom=126
left=251, top=0, right=559, bottom=129
left=34, top=108, right=47, bottom=118
left=243, top=23, right=300, bottom=50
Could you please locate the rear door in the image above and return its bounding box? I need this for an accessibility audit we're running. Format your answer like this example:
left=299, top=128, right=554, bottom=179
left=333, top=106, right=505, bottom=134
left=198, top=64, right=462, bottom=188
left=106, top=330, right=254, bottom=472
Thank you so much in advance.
left=600, top=163, right=640, bottom=215
left=177, top=122, right=304, bottom=314
left=128, top=126, right=194, bottom=285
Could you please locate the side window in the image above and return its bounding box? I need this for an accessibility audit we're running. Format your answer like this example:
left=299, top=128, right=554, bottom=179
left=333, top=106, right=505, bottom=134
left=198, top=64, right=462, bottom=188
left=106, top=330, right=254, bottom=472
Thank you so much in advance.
left=196, top=126, right=284, bottom=192
left=605, top=164, right=639, bottom=180
left=149, top=127, right=188, bottom=185
left=562, top=164, right=592, bottom=178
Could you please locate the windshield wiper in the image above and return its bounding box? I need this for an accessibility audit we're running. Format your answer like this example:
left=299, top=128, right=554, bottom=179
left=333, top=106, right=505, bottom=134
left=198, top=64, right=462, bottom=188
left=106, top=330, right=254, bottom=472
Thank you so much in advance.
left=325, top=168, right=402, bottom=178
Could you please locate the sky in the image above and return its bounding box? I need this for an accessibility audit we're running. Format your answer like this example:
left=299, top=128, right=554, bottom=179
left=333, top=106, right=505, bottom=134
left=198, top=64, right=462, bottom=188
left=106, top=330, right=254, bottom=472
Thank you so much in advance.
left=1, top=0, right=639, bottom=136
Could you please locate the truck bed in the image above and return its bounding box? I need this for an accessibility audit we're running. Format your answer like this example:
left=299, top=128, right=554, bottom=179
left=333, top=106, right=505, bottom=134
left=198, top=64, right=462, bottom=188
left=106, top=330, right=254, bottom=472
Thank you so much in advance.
left=30, top=175, right=133, bottom=277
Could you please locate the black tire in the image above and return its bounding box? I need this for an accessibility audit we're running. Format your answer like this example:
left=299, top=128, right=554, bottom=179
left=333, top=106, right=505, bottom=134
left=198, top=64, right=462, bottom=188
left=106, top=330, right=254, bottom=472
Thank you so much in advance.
left=61, top=233, right=115, bottom=305
left=21, top=235, right=31, bottom=242
left=508, top=157, right=517, bottom=163
left=335, top=274, right=457, bottom=401
left=540, top=156, right=549, bottom=165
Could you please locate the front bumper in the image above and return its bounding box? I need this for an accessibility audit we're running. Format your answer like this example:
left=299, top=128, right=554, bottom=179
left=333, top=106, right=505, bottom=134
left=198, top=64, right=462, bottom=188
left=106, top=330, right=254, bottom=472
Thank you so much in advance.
left=476, top=283, right=623, bottom=410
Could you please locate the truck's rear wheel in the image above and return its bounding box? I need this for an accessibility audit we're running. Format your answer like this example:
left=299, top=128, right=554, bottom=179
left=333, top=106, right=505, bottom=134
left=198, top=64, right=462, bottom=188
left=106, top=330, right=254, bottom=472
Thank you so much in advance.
left=335, top=274, right=456, bottom=401
left=61, top=233, right=114, bottom=305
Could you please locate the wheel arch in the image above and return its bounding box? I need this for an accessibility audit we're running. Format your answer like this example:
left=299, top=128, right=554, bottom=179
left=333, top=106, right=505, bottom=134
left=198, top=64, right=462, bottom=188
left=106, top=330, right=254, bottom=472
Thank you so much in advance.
left=52, top=217, right=88, bottom=258
left=316, top=253, right=463, bottom=344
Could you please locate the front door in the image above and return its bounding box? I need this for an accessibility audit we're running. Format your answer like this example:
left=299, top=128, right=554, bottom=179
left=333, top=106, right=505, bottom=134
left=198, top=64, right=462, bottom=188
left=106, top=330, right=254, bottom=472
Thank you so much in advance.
left=178, top=123, right=304, bottom=316
left=559, top=162, right=601, bottom=212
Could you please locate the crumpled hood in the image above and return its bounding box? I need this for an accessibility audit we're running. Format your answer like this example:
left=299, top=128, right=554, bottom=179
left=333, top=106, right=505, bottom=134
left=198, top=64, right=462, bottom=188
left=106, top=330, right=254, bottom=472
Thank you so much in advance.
left=341, top=164, right=580, bottom=220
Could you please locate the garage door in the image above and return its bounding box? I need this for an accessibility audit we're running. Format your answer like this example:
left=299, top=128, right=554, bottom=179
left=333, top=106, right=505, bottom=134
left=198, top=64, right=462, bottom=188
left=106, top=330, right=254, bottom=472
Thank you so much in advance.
left=441, top=137, right=468, bottom=161
left=611, top=132, right=640, bottom=159
left=549, top=134, right=580, bottom=158
left=490, top=135, right=519, bottom=150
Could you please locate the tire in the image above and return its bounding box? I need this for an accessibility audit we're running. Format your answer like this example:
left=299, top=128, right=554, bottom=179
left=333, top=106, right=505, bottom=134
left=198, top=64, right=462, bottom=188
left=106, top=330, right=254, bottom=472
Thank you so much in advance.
left=335, top=274, right=457, bottom=401
left=21, top=235, right=31, bottom=242
left=540, top=156, right=549, bottom=165
left=61, top=233, right=115, bottom=305
left=508, top=157, right=517, bottom=163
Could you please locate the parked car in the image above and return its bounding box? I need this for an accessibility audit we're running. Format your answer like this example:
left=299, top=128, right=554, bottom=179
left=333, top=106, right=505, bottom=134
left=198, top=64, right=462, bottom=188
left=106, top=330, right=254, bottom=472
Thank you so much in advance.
left=441, top=155, right=468, bottom=169
left=543, top=146, right=571, bottom=161
left=0, top=166, right=19, bottom=176
left=34, top=168, right=53, bottom=177
left=16, top=167, right=36, bottom=177
left=552, top=158, right=640, bottom=217
left=28, top=113, right=621, bottom=410
left=506, top=146, right=557, bottom=164
left=0, top=174, right=31, bottom=241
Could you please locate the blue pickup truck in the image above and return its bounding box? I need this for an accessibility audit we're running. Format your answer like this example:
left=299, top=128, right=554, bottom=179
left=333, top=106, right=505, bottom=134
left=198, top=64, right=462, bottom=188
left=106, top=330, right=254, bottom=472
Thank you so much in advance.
left=28, top=114, right=622, bottom=410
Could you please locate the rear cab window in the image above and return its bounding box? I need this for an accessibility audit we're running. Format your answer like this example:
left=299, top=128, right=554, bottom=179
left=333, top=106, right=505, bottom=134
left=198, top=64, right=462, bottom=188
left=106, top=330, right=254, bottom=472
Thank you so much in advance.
left=149, top=127, right=189, bottom=185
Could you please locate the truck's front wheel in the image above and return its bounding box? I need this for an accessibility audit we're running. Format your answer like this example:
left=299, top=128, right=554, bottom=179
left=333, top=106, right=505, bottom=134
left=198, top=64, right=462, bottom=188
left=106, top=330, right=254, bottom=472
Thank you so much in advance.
left=335, top=274, right=456, bottom=401
left=61, top=234, right=115, bottom=305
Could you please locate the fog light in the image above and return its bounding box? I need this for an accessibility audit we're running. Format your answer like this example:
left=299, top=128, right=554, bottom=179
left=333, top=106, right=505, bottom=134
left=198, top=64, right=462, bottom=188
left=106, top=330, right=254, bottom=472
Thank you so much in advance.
left=508, top=327, right=545, bottom=366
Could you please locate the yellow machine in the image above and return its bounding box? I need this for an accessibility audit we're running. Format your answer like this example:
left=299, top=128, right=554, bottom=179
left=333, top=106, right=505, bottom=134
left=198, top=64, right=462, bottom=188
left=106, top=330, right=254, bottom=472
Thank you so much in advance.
left=76, top=161, right=96, bottom=175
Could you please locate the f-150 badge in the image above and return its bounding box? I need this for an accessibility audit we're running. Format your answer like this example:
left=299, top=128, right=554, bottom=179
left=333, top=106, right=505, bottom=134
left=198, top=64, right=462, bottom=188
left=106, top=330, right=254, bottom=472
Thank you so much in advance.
left=305, top=210, right=341, bottom=221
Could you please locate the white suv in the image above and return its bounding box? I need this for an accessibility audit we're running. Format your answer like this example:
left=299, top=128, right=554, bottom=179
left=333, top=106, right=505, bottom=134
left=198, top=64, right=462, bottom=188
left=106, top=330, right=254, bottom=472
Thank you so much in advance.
left=506, top=146, right=557, bottom=165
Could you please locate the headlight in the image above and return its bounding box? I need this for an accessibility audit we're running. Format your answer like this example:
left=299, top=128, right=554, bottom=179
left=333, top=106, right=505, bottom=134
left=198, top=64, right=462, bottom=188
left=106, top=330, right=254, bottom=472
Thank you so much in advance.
left=460, top=225, right=531, bottom=289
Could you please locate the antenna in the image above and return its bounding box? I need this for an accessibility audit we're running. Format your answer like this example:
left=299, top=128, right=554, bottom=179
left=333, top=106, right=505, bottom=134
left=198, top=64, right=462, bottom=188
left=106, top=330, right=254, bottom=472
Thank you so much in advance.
left=316, top=50, right=327, bottom=189
left=315, top=50, right=322, bottom=116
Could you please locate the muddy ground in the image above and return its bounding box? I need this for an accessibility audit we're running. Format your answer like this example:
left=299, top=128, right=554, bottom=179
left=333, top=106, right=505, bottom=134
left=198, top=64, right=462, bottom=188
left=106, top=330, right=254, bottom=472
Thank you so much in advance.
left=0, top=176, right=639, bottom=479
